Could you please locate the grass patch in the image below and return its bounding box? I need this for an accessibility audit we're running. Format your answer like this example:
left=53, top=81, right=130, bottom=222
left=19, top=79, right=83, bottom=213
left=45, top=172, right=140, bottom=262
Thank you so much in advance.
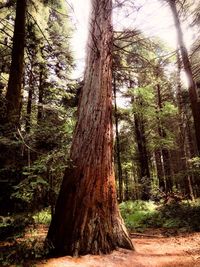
left=33, top=208, right=51, bottom=225
left=120, top=200, right=157, bottom=231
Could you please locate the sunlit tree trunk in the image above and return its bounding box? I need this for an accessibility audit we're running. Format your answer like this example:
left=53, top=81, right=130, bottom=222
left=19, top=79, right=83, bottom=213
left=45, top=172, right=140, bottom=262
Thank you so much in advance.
left=168, top=0, right=200, bottom=155
left=46, top=0, right=133, bottom=256
left=25, top=64, right=34, bottom=133
left=37, top=66, right=44, bottom=123
left=5, top=0, right=26, bottom=128
left=113, top=76, right=123, bottom=202
left=176, top=52, right=195, bottom=199
left=155, top=149, right=165, bottom=190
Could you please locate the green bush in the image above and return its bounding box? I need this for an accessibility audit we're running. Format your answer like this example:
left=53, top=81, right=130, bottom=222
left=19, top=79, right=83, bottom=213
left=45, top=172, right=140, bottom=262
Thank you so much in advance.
left=33, top=208, right=51, bottom=224
left=120, top=200, right=157, bottom=230
left=120, top=200, right=200, bottom=232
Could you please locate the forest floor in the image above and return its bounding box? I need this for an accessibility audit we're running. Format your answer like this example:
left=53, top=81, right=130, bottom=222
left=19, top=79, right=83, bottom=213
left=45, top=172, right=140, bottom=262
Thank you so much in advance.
left=1, top=225, right=200, bottom=267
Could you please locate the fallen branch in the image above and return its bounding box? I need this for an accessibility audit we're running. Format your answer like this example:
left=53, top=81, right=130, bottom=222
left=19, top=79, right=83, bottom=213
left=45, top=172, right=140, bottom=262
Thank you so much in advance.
left=130, top=232, right=164, bottom=238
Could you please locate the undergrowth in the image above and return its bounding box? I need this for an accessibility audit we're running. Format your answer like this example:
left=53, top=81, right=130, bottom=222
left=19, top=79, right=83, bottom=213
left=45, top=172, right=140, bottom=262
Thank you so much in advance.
left=1, top=201, right=200, bottom=265
left=33, top=208, right=51, bottom=225
left=120, top=200, right=156, bottom=231
left=120, top=199, right=200, bottom=232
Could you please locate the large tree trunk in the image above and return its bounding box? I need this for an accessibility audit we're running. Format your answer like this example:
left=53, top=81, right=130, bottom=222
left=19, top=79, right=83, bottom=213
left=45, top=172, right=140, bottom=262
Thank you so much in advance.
left=5, top=0, right=26, bottom=128
left=46, top=0, right=133, bottom=256
left=168, top=0, right=200, bottom=155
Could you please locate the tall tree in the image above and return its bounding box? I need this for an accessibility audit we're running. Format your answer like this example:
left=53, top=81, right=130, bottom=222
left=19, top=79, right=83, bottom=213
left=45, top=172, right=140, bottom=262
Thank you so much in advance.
left=133, top=96, right=151, bottom=199
left=113, top=75, right=124, bottom=202
left=46, top=0, right=133, bottom=256
left=167, top=0, right=200, bottom=155
left=4, top=0, right=26, bottom=129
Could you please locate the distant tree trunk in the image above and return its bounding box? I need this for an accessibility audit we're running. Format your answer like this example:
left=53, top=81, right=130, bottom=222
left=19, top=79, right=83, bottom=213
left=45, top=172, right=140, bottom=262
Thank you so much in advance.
left=25, top=65, right=34, bottom=133
left=162, top=149, right=173, bottom=192
left=154, top=149, right=165, bottom=190
left=113, top=76, right=123, bottom=202
left=37, top=66, right=44, bottom=123
left=133, top=96, right=151, bottom=200
left=5, top=0, right=26, bottom=128
left=46, top=0, right=133, bottom=256
left=156, top=83, right=173, bottom=193
left=168, top=0, right=200, bottom=155
left=155, top=83, right=166, bottom=191
left=176, top=52, right=195, bottom=199
left=124, top=170, right=129, bottom=201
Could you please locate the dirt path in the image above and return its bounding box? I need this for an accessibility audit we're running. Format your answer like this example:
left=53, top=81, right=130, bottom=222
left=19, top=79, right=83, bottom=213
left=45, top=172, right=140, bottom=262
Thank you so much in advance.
left=35, top=232, right=200, bottom=267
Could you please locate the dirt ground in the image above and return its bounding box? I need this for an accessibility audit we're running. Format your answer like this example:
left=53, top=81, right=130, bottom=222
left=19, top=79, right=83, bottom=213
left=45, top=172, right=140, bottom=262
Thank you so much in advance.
left=35, top=230, right=200, bottom=267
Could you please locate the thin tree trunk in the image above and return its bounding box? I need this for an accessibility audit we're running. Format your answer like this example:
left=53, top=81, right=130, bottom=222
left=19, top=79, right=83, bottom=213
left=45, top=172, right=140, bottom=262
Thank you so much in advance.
left=134, top=109, right=151, bottom=200
left=156, top=83, right=173, bottom=192
left=176, top=52, right=195, bottom=199
left=5, top=0, right=26, bottom=128
left=113, top=75, right=123, bottom=202
left=155, top=149, right=165, bottom=190
left=124, top=170, right=129, bottom=201
left=25, top=66, right=34, bottom=133
left=37, top=67, right=44, bottom=123
left=168, top=0, right=200, bottom=155
left=46, top=0, right=133, bottom=256
left=162, top=149, right=173, bottom=192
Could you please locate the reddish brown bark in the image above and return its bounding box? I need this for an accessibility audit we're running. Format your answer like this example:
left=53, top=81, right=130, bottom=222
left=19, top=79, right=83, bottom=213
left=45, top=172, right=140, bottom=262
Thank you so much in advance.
left=46, top=0, right=133, bottom=256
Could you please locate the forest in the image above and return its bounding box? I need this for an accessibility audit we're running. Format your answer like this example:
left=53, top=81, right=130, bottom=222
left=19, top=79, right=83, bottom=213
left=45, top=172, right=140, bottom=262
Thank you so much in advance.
left=0, top=0, right=200, bottom=266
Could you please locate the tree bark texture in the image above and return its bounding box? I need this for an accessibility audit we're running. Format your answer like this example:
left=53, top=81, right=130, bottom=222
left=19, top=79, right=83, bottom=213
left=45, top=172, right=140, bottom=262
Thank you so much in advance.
left=5, top=0, right=26, bottom=127
left=168, top=0, right=200, bottom=155
left=46, top=0, right=133, bottom=256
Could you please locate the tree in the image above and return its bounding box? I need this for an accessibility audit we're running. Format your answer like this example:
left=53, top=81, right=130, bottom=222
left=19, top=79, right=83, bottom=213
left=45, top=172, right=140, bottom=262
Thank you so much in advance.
left=113, top=75, right=124, bottom=202
left=4, top=0, right=26, bottom=129
left=133, top=93, right=151, bottom=199
left=167, top=0, right=200, bottom=155
left=46, top=0, right=133, bottom=256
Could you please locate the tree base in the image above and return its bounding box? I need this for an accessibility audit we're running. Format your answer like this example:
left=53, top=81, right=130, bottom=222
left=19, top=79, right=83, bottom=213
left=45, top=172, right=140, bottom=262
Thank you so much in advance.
left=46, top=169, right=134, bottom=257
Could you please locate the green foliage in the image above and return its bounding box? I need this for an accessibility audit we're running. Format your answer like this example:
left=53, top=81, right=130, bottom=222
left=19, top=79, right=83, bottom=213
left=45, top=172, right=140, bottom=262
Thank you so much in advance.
left=145, top=201, right=200, bottom=231
left=11, top=175, right=48, bottom=204
left=120, top=200, right=200, bottom=232
left=33, top=208, right=51, bottom=224
left=10, top=104, right=75, bottom=211
left=120, top=200, right=156, bottom=230
left=189, top=157, right=200, bottom=170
